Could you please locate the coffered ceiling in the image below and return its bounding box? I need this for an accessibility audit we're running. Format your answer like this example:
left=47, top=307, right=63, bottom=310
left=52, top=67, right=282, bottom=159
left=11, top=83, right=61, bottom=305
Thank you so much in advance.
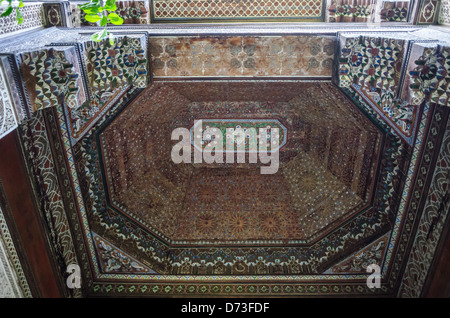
left=0, top=0, right=449, bottom=298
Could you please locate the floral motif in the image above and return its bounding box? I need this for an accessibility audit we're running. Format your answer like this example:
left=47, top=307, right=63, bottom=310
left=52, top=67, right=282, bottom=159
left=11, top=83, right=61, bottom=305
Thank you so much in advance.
left=408, top=45, right=450, bottom=107
left=228, top=213, right=249, bottom=235
left=85, top=36, right=147, bottom=94
left=380, top=2, right=408, bottom=22
left=328, top=0, right=373, bottom=22
left=259, top=213, right=280, bottom=234
left=230, top=39, right=258, bottom=74
left=93, top=232, right=153, bottom=273
left=117, top=1, right=148, bottom=23
left=149, top=36, right=335, bottom=78
left=150, top=40, right=178, bottom=75
left=65, top=36, right=148, bottom=140
left=196, top=213, right=217, bottom=235
left=43, top=4, right=63, bottom=26
left=23, top=49, right=79, bottom=111
left=335, top=4, right=372, bottom=17
left=297, top=171, right=318, bottom=193
left=418, top=0, right=438, bottom=24
left=338, top=36, right=418, bottom=141
left=330, top=235, right=388, bottom=273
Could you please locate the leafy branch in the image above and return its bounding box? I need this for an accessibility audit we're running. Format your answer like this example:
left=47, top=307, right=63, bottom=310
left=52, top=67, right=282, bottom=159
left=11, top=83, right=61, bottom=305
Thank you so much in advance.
left=79, top=0, right=124, bottom=44
left=0, top=0, right=25, bottom=24
left=0, top=0, right=124, bottom=44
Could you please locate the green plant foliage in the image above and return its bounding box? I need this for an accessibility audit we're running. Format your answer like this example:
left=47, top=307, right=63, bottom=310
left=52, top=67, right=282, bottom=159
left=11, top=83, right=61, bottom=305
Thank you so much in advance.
left=0, top=0, right=25, bottom=25
left=107, top=12, right=123, bottom=25
left=79, top=0, right=124, bottom=43
left=0, top=0, right=123, bottom=43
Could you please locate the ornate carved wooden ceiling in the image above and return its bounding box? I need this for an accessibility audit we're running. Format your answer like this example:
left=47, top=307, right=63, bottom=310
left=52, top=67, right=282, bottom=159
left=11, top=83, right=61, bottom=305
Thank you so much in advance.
left=0, top=1, right=449, bottom=298
left=97, top=82, right=382, bottom=247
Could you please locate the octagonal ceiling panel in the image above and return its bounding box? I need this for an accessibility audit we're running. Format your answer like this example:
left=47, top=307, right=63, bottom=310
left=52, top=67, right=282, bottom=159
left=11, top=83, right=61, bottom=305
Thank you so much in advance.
left=99, top=82, right=383, bottom=245
left=69, top=79, right=405, bottom=279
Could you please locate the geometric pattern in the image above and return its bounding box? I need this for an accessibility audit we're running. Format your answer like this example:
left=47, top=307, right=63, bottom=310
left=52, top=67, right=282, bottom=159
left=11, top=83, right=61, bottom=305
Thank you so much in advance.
left=68, top=36, right=147, bottom=142
left=338, top=36, right=405, bottom=90
left=21, top=48, right=80, bottom=112
left=149, top=36, right=335, bottom=78
left=13, top=33, right=149, bottom=146
left=0, top=3, right=43, bottom=36
left=43, top=3, right=66, bottom=27
left=1, top=22, right=449, bottom=298
left=115, top=0, right=149, bottom=24
left=151, top=0, right=324, bottom=22
left=328, top=0, right=375, bottom=23
left=380, top=1, right=409, bottom=22
left=0, top=198, right=32, bottom=298
left=85, top=37, right=147, bottom=93
left=403, top=43, right=450, bottom=107
left=77, top=95, right=448, bottom=296
left=98, top=82, right=382, bottom=246
left=337, top=35, right=420, bottom=144
left=327, top=233, right=389, bottom=273
left=439, top=0, right=450, bottom=26
left=417, top=0, right=439, bottom=24
left=0, top=216, right=26, bottom=297
left=92, top=232, right=154, bottom=274
left=326, top=0, right=413, bottom=23
left=19, top=113, right=82, bottom=298
left=0, top=64, right=18, bottom=140
left=398, top=116, right=450, bottom=297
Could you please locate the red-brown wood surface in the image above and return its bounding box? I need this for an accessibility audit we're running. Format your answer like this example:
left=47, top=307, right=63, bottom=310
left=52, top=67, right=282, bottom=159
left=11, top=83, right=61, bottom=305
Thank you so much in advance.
left=0, top=131, right=62, bottom=298
left=423, top=220, right=450, bottom=298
